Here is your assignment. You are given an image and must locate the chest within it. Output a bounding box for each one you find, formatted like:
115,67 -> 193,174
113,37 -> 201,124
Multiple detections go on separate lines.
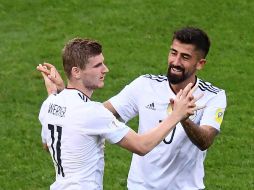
137,92 -> 204,133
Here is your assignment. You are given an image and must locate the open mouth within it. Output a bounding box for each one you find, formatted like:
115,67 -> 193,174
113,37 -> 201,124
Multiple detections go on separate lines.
171,67 -> 182,73
171,66 -> 184,74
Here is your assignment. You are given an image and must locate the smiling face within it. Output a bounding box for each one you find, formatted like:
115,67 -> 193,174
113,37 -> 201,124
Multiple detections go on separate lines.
79,53 -> 109,90
167,39 -> 206,85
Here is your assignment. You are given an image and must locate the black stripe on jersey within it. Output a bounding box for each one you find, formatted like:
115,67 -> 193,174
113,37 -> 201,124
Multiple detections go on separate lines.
198,80 -> 220,94
143,74 -> 167,82
48,124 -> 58,174
199,80 -> 220,93
78,92 -> 89,102
56,126 -> 65,177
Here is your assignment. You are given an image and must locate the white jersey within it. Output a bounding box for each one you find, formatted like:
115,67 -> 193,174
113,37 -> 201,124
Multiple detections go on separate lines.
39,88 -> 130,190
109,74 -> 227,190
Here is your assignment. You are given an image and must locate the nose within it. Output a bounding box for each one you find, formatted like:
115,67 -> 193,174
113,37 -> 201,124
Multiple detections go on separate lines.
170,54 -> 181,66
102,63 -> 109,73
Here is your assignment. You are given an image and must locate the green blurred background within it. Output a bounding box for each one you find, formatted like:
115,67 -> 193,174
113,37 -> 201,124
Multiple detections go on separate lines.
0,0 -> 253,189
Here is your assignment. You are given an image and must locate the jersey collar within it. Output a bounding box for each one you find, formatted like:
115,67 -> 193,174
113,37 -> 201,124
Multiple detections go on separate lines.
168,76 -> 197,95
65,87 -> 91,102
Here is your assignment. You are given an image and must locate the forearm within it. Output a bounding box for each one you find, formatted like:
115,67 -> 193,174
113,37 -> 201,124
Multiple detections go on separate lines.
180,119 -> 218,151
118,82 -> 199,155
43,143 -> 49,152
103,101 -> 121,118
136,113 -> 181,155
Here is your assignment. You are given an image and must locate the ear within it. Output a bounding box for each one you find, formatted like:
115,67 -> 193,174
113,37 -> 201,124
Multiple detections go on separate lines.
196,59 -> 206,70
71,67 -> 81,79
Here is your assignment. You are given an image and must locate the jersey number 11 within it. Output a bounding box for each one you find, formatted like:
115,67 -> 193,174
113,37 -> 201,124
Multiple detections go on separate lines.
48,124 -> 65,177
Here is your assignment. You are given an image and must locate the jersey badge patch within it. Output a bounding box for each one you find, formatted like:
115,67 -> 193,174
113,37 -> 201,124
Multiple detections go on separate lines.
215,108 -> 224,124
167,104 -> 172,114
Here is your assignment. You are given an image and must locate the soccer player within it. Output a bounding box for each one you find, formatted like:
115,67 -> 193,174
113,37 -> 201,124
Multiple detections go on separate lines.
38,38 -> 201,190
104,27 -> 227,189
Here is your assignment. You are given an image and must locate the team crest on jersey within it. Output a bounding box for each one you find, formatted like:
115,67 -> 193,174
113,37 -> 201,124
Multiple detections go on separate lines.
215,108 -> 224,124
167,104 -> 173,114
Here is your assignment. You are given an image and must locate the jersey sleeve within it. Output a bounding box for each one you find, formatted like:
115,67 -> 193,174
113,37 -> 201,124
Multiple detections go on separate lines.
108,76 -> 143,122
102,117 -> 130,144
79,103 -> 130,144
200,90 -> 227,131
39,97 -> 50,144
38,95 -> 55,144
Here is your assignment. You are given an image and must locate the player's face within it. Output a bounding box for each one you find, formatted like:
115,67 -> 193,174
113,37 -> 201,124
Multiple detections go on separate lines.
80,53 -> 109,90
167,39 -> 205,84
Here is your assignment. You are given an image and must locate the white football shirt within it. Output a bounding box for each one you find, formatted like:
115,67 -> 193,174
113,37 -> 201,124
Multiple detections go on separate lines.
109,74 -> 227,190
39,88 -> 130,190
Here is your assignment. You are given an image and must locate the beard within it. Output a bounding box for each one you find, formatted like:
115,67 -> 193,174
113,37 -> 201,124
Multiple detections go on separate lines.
167,65 -> 186,84
167,65 -> 191,84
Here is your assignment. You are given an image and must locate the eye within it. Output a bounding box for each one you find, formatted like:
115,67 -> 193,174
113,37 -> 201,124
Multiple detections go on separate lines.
94,63 -> 103,68
183,55 -> 188,60
170,50 -> 177,56
182,55 -> 190,60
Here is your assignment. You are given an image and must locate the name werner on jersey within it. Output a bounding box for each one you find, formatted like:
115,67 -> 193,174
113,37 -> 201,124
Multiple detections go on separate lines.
48,103 -> 66,117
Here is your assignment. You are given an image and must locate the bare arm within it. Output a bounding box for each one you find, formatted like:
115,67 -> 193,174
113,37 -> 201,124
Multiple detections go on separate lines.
117,112 -> 181,156
42,143 -> 49,152
117,83 -> 201,155
103,101 -> 121,118
180,119 -> 218,151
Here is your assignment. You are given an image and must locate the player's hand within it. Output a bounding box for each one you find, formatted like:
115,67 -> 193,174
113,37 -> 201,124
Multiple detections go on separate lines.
172,83 -> 204,121
36,63 -> 65,94
37,63 -> 58,95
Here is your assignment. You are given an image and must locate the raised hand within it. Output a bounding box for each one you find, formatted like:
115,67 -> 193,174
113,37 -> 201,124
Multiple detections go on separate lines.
37,63 -> 65,94
172,83 -> 204,121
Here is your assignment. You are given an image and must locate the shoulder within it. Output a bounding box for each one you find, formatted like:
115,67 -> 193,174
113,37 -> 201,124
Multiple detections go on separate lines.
197,78 -> 226,106
39,94 -> 57,122
130,74 -> 168,86
122,74 -> 168,96
40,94 -> 57,109
197,78 -> 225,95
85,102 -> 114,121
142,74 -> 168,82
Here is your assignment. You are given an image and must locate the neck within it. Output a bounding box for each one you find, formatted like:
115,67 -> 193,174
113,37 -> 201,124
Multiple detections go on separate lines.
170,75 -> 197,94
67,80 -> 93,98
